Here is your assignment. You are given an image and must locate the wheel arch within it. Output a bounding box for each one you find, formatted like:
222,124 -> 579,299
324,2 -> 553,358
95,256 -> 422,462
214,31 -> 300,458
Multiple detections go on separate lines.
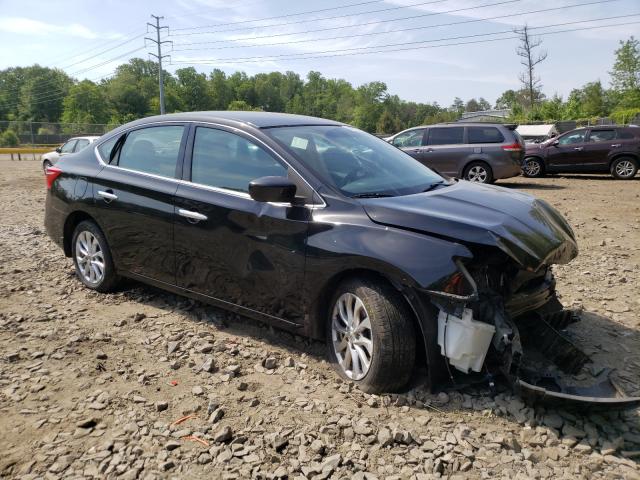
608,152 -> 639,168
308,267 -> 434,384
62,210 -> 102,257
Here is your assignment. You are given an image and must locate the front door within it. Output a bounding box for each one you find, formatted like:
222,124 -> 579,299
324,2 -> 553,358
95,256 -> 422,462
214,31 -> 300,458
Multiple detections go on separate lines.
173,125 -> 310,324
546,130 -> 588,171
92,123 -> 187,285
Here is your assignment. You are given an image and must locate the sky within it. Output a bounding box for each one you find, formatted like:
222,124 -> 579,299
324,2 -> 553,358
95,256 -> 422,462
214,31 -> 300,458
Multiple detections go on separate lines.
0,0 -> 638,107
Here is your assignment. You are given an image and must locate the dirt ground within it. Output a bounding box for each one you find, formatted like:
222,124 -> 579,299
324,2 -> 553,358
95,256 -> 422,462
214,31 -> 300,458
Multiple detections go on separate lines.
0,157 -> 639,479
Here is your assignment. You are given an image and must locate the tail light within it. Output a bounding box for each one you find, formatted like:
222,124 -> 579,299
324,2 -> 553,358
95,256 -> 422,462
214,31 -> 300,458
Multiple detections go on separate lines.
502,142 -> 523,152
45,166 -> 62,189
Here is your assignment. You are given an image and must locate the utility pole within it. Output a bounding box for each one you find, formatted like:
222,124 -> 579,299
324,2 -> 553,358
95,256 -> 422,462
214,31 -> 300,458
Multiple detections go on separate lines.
146,15 -> 171,115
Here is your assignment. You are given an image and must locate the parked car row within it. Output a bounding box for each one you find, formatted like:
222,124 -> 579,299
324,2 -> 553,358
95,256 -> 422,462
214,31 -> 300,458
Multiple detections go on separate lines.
386,123 -> 639,181
42,110 -> 640,407
41,136 -> 100,171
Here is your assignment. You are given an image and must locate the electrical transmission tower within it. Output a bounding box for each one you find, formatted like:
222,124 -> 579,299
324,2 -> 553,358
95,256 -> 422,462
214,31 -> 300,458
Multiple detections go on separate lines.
146,15 -> 172,114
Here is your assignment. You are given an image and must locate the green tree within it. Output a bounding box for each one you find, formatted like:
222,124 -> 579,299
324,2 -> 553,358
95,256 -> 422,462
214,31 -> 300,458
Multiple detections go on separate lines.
609,36 -> 640,110
61,80 -> 109,125
227,100 -> 261,111
174,67 -> 212,111
0,129 -> 19,146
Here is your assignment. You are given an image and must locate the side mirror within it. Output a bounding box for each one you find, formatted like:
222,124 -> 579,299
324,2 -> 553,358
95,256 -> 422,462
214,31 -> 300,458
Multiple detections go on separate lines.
249,176 -> 297,203
551,139 -> 559,147
55,147 -> 62,153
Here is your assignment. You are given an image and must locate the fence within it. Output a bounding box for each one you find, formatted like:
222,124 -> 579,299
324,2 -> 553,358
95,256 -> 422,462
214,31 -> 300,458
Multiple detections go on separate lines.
0,121 -> 118,146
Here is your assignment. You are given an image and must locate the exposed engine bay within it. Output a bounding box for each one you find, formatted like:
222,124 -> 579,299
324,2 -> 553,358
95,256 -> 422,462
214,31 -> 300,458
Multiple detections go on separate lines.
429,252 -> 640,408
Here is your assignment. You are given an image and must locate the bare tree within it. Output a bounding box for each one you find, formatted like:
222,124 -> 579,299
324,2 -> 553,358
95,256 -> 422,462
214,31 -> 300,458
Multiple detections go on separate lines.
515,24 -> 547,109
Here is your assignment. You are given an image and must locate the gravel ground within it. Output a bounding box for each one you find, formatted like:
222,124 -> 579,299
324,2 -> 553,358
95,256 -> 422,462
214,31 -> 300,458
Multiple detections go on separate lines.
0,158 -> 639,479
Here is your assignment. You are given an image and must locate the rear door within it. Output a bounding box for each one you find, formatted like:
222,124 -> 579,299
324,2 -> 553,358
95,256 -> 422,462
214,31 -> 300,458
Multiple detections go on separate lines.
546,130 -> 588,171
92,123 -> 187,285
582,128 -> 617,171
423,126 -> 467,176
173,125 -> 310,324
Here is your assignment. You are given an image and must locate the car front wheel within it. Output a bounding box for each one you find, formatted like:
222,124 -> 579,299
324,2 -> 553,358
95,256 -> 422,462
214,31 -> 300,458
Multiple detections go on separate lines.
523,157 -> 545,177
43,160 -> 53,172
611,157 -> 638,180
463,161 -> 494,184
326,278 -> 416,393
71,220 -> 119,292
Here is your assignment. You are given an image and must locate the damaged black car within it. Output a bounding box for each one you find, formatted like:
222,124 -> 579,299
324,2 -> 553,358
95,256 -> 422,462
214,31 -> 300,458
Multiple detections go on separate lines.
44,112 -> 639,406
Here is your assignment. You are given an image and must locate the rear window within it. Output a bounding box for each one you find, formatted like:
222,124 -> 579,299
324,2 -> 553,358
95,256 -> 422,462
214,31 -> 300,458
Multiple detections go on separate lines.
428,127 -> 464,145
467,126 -> 505,144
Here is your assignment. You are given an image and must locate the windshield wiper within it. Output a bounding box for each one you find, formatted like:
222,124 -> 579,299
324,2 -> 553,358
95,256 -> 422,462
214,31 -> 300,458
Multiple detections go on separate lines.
351,192 -> 395,199
422,181 -> 447,193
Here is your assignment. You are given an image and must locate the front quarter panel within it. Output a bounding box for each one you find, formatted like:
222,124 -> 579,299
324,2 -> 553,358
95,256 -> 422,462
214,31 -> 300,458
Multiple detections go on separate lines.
303,198 -> 473,337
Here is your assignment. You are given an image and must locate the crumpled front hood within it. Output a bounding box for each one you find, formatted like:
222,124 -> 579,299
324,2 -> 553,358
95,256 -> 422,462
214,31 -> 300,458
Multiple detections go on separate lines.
359,181 -> 578,271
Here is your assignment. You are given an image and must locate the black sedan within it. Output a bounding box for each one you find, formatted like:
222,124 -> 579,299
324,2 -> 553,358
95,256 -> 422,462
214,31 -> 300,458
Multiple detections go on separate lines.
46,111 -> 607,399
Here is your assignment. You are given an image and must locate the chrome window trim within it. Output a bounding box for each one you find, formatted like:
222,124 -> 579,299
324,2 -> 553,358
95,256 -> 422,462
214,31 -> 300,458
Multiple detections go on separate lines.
93,119 -> 326,209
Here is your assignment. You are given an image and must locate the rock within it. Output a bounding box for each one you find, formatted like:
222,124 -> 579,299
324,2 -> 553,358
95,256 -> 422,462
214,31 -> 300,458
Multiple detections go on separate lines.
563,424 -> 586,439
543,413 -> 564,430
160,460 -> 175,471
321,453 -> 342,472
237,382 -> 248,391
96,351 -> 107,360
201,356 -> 215,373
377,427 -> 393,447
167,341 -> 180,354
213,426 -> 233,443
310,439 -> 325,454
263,356 -> 278,369
192,386 -> 204,396
209,407 -> 224,423
76,418 -> 97,428
166,440 -> 181,451
156,401 -> 168,412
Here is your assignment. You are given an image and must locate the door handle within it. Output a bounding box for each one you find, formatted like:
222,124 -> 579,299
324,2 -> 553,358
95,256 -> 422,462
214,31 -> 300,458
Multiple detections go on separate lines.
178,208 -> 208,222
611,144 -> 621,148
573,147 -> 583,151
97,190 -> 118,202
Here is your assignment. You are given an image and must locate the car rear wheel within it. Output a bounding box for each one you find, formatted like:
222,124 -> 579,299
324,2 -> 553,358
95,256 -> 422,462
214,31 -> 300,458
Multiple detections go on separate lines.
610,157 -> 638,180
523,157 -> 545,178
326,278 -> 416,393
463,161 -> 494,184
71,220 -> 119,292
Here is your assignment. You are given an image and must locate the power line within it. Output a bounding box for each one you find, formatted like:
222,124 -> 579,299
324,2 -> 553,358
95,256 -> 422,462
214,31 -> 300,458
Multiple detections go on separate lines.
171,0 -> 387,31
169,18 -> 640,65
58,32 -> 146,70
169,0 -> 461,36
171,0 -> 618,52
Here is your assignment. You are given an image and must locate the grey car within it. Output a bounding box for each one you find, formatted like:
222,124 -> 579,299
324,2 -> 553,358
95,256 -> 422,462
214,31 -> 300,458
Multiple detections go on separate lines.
387,123 -> 524,183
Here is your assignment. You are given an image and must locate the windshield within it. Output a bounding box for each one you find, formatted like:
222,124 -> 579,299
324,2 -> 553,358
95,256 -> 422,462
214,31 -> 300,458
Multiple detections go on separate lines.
263,125 -> 443,197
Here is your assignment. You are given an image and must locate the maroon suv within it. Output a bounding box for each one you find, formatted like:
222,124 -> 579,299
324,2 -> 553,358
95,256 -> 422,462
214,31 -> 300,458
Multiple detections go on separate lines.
523,126 -> 640,179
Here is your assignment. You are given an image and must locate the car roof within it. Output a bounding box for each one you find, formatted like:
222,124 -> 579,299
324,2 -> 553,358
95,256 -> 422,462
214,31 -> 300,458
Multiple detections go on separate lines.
128,111 -> 344,129
70,136 -> 100,141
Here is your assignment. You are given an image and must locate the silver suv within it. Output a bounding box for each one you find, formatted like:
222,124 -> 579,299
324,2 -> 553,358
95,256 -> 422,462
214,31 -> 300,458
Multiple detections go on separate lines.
387,123 -> 524,183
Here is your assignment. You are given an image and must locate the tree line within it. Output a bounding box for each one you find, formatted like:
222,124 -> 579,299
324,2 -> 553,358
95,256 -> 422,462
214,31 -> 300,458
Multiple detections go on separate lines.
0,36 -> 638,144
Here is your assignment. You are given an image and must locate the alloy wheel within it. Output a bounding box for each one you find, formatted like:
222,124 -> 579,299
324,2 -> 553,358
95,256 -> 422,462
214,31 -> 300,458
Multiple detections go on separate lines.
331,292 -> 374,380
75,230 -> 105,285
467,165 -> 488,183
524,159 -> 541,177
615,160 -> 635,178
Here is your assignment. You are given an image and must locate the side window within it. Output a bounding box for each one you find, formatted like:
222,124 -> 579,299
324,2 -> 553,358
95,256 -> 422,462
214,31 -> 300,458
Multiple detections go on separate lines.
191,127 -> 287,193
74,139 -> 90,151
588,130 -> 616,142
428,127 -> 464,146
98,136 -> 120,164
619,130 -> 635,140
118,126 -> 185,177
467,127 -> 504,144
558,131 -> 586,145
60,140 -> 77,153
392,129 -> 425,148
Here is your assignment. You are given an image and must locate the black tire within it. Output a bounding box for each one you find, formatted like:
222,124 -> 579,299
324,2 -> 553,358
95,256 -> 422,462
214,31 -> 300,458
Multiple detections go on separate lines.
610,156 -> 638,180
463,161 -> 494,184
71,220 -> 120,292
326,277 -> 416,393
523,157 -> 545,178
43,160 -> 53,172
